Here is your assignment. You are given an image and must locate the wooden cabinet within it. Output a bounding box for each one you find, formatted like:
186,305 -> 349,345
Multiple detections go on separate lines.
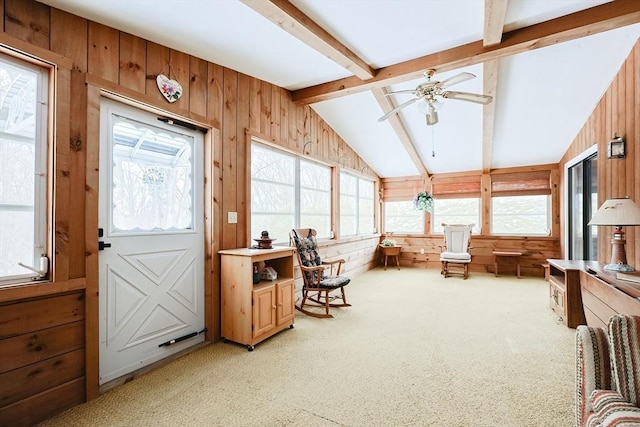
219,247 -> 295,351
546,259 -> 592,328
581,267 -> 640,329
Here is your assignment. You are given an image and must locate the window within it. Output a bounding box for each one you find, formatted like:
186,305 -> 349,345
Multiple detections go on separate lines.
384,201 -> 423,233
432,198 -> 480,234
251,142 -> 331,244
492,195 -> 550,235
0,53 -> 49,285
490,171 -> 551,236
340,172 -> 375,237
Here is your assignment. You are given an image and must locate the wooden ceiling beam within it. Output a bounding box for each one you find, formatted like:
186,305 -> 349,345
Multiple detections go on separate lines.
372,88 -> 429,177
481,0 -> 507,172
240,0 -> 375,80
292,0 -> 640,104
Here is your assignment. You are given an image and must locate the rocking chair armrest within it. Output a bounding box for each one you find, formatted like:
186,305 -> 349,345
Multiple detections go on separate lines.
321,258 -> 345,266
298,264 -> 325,273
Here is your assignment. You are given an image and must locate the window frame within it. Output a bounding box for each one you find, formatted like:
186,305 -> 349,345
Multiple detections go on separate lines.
250,140 -> 333,244
0,50 -> 52,287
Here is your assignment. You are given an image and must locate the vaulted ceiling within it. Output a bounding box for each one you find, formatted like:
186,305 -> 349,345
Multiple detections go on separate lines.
39,0 -> 640,178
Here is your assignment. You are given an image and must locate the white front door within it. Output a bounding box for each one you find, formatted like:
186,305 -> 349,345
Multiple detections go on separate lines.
98,98 -> 205,385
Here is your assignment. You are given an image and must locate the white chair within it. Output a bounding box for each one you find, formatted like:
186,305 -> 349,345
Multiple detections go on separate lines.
440,223 -> 474,279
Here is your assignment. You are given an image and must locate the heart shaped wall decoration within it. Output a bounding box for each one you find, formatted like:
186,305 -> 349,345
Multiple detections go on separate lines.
156,74 -> 182,103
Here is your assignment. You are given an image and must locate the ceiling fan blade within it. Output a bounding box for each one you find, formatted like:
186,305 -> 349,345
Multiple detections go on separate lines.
438,72 -> 476,89
378,97 -> 420,122
442,91 -> 493,105
384,90 -> 419,96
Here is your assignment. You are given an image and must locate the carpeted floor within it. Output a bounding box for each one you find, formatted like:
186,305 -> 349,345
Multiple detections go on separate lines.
38,268 -> 576,426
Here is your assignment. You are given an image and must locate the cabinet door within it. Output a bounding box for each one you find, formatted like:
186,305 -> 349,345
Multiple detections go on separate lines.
253,285 -> 276,338
277,280 -> 295,326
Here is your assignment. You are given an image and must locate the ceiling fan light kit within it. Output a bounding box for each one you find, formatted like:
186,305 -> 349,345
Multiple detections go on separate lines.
378,69 -> 493,126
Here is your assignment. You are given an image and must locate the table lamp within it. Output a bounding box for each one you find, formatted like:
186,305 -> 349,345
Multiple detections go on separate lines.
588,197 -> 640,272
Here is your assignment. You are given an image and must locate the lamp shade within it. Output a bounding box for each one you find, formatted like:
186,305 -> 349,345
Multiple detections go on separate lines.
588,198 -> 640,226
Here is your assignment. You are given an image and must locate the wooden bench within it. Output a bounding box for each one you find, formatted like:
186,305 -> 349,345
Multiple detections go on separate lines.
493,251 -> 523,278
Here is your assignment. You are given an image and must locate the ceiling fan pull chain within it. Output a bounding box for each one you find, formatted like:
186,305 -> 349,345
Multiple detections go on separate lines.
431,126 -> 436,157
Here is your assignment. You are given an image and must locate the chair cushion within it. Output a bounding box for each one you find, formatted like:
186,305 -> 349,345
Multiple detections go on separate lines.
319,275 -> 350,289
576,325 -> 612,427
608,315 -> 640,406
586,390 -> 640,427
440,252 -> 471,262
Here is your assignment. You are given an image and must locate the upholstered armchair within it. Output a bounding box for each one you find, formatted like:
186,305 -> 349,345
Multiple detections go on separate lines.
575,314 -> 640,426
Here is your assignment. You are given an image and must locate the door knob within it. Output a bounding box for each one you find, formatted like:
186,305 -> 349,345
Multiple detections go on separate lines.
98,241 -> 112,251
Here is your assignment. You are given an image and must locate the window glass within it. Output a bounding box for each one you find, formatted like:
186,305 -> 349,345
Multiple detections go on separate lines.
432,198 -> 480,234
251,143 -> 331,243
492,195 -> 550,235
0,53 -> 49,285
384,201 -> 423,233
340,172 -> 375,237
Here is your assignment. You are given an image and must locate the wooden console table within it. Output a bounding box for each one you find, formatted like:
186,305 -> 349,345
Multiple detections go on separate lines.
546,259 -> 594,328
493,251 -> 522,278
580,266 -> 640,329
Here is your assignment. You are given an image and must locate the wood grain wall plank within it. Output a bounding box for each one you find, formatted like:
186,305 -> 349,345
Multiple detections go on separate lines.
87,22 -> 119,82
237,73 -> 251,247
145,42 -> 170,104
169,49 -> 190,109
189,56 -> 208,116
260,80 -> 271,138
52,11 -> 88,279
119,33 -> 146,93
3,0 -> 49,48
222,68 -> 238,249
249,76 -> 260,132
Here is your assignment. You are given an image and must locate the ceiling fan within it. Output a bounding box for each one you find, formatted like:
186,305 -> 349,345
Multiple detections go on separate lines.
377,69 -> 493,125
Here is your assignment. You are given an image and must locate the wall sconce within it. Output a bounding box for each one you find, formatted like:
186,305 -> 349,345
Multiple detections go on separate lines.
607,134 -> 625,159
588,197 -> 640,271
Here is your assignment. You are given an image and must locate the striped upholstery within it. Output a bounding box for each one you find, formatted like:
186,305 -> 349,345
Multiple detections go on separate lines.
576,325 -> 612,427
586,390 -> 640,427
609,315 -> 640,407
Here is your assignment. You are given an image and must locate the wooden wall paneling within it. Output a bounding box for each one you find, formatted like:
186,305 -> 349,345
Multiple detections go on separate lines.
0,348 -> 84,407
0,321 -> 84,373
0,377 -> 85,427
550,168 -> 560,238
87,22 -> 119,82
3,0 -> 49,48
50,8 -> 88,280
207,63 -> 224,129
188,56 -> 207,116
248,76 -> 260,132
237,73 -> 251,247
222,68 -> 238,249
481,174 -> 490,235
0,0 -> 4,33
634,43 -> 640,264
0,292 -> 84,339
288,94 -> 299,149
270,83 -> 281,140
168,49 -> 190,109
84,84 -> 101,400
118,33 -> 146,93
145,42 -> 169,104
260,80 -> 271,138
280,87 -> 289,146
53,66 -> 71,280
204,127 -> 221,340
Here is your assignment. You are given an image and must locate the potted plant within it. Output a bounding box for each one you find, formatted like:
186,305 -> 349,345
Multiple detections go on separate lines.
380,238 -> 396,247
413,191 -> 434,212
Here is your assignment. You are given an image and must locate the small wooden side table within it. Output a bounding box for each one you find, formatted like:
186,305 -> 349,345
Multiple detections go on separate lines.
379,245 -> 401,270
493,251 -> 522,278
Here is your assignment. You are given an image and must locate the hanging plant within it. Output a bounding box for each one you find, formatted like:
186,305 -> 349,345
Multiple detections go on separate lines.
413,191 -> 434,212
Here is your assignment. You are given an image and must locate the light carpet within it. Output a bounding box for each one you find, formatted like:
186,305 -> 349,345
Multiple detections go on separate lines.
38,268 -> 576,426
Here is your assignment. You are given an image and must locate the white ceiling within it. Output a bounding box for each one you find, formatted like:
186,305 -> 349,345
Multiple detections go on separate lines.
38,0 -> 640,178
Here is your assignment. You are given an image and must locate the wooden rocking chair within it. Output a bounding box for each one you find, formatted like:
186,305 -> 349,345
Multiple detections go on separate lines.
290,228 -> 351,318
